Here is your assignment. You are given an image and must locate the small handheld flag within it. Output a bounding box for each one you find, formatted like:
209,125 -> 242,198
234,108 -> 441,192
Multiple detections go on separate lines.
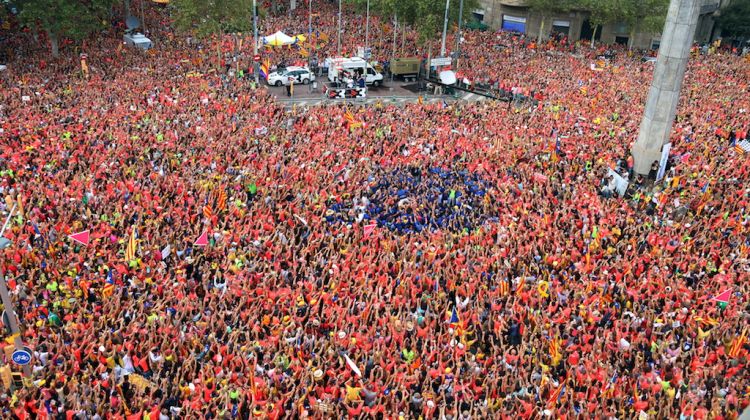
125,228 -> 137,261
712,289 -> 732,309
449,307 -> 459,325
547,382 -> 566,408
68,230 -> 90,246
363,223 -> 377,237
194,231 -> 209,247
728,328 -> 747,358
260,59 -> 270,80
343,353 -> 362,377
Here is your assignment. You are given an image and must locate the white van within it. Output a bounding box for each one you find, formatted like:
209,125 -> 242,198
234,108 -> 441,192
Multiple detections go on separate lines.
123,32 -> 153,50
326,57 -> 383,87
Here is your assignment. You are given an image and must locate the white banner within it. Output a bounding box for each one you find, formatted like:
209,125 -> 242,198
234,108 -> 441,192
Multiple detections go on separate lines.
656,142 -> 671,182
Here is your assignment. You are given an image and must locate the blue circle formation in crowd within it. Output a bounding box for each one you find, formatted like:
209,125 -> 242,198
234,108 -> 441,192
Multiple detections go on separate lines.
326,167 -> 497,234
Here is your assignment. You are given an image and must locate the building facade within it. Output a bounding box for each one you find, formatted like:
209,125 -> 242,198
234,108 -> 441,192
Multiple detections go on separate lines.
474,0 -> 730,50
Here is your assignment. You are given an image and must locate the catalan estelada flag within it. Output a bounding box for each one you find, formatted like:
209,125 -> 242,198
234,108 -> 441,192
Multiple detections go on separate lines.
547,379 -> 567,408
449,307 -> 459,326
498,279 -> 509,296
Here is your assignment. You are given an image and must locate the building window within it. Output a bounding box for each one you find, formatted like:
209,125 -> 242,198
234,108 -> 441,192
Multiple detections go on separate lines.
472,11 -> 484,23
651,39 -> 661,50
552,20 -> 571,36
615,36 -> 629,46
502,15 -> 527,33
612,22 -> 629,35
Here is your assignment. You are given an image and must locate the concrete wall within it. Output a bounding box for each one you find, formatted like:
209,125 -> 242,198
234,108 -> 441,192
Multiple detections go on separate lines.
477,0 -> 726,49
598,23 -> 661,50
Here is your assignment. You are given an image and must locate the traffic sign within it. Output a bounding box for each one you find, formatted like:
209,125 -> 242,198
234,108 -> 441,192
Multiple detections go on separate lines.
11,349 -> 31,366
430,57 -> 451,67
253,54 -> 261,62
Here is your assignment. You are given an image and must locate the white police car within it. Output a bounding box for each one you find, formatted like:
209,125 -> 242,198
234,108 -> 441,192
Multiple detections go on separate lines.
267,66 -> 316,87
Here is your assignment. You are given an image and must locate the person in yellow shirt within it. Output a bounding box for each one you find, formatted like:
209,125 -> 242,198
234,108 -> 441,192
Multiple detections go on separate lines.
344,378 -> 361,403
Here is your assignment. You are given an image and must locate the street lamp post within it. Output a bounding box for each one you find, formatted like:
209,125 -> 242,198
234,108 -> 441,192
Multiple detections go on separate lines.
365,0 -> 370,56
253,0 -> 259,84
0,204 -> 30,377
440,0 -> 451,56
337,0 -> 342,57
308,0 -> 313,72
391,13 -> 397,81
455,0 -> 463,70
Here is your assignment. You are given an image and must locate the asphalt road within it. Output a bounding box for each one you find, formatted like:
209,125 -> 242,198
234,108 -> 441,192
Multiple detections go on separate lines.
264,78 -> 422,101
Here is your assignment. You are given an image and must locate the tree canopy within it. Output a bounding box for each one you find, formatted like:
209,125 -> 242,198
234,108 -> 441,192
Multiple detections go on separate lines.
715,0 -> 750,40
17,0 -> 116,57
170,0 -> 254,39
527,0 -> 580,42
346,0 -> 479,45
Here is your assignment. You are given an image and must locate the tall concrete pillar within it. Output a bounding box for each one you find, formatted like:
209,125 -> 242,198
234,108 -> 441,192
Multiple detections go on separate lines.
631,0 -> 700,175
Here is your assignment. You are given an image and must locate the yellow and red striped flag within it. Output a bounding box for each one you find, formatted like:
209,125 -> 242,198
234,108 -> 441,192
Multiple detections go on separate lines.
102,283 -> 115,298
549,337 -> 563,366
344,109 -> 355,124
728,329 -> 747,358
216,187 -> 227,213
547,374 -> 568,408
499,279 -> 510,296
125,227 -> 137,262
203,205 -> 213,220
515,278 -> 525,297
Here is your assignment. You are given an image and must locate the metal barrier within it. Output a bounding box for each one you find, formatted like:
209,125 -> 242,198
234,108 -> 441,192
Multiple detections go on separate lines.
425,77 -> 511,102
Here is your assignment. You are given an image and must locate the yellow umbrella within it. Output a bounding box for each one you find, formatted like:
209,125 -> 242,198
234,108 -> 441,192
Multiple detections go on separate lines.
294,34 -> 307,43
152,0 -> 169,3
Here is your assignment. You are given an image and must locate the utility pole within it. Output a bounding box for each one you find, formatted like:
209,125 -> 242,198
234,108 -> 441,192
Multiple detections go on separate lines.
391,13 -> 397,81
0,204 -> 30,377
337,0 -> 342,56
253,0 -> 259,84
440,0 -> 451,56
140,0 -> 146,33
365,0 -> 370,56
308,0 -> 313,69
455,0 -> 463,70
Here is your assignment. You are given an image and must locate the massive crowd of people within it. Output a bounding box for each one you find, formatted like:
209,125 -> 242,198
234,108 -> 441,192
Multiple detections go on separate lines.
0,2 -> 749,419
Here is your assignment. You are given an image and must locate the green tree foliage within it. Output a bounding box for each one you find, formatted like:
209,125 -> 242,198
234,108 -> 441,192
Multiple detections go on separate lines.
715,0 -> 750,40
346,0 -> 479,46
617,0 -> 669,49
170,0 -> 253,39
527,0 -> 580,43
17,0 -> 116,57
583,0 -> 618,46
170,0 -> 254,67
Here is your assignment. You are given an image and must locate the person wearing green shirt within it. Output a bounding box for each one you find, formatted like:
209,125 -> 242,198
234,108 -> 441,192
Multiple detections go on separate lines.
48,312 -> 62,327
402,347 -> 415,363
246,182 -> 257,202
46,280 -> 58,293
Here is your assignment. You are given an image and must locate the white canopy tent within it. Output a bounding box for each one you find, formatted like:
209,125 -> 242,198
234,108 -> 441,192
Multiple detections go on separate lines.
263,31 -> 295,47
